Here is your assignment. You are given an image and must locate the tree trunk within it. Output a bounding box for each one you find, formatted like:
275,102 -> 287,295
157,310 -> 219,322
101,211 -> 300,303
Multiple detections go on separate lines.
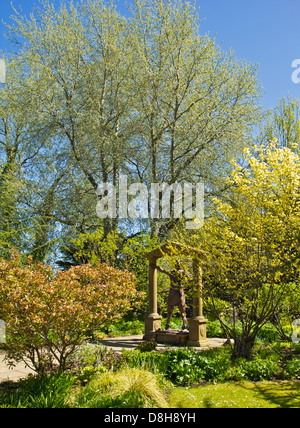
232,334 -> 256,360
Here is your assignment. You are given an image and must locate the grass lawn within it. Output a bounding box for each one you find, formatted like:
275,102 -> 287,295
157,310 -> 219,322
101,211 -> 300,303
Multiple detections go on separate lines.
169,381 -> 300,408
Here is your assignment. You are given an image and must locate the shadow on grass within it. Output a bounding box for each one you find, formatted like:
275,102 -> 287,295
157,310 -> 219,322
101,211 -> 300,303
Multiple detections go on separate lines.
238,381 -> 300,408
168,381 -> 300,408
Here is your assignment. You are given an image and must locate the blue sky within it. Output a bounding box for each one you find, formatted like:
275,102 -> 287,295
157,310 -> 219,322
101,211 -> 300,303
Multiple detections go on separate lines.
0,0 -> 300,110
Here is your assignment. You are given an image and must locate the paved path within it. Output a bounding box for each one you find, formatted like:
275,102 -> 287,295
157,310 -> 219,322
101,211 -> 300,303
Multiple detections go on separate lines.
0,336 -> 228,383
100,335 -> 228,353
0,352 -> 34,383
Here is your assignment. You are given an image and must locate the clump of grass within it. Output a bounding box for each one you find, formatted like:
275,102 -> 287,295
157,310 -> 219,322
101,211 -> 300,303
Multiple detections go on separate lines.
75,368 -> 169,408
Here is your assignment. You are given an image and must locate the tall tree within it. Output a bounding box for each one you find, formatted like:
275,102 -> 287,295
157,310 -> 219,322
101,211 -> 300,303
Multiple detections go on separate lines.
126,0 -> 263,236
7,0 -> 135,238
3,0 -> 263,260
0,57 -> 50,255
259,96 -> 300,150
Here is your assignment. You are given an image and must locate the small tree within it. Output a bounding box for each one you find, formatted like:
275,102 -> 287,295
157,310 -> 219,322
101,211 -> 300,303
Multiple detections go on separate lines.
173,140 -> 300,358
0,252 -> 141,373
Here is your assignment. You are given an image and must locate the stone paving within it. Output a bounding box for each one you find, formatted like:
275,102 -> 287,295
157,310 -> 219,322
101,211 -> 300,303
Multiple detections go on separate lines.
0,352 -> 34,383
100,335 -> 228,353
0,336 -> 228,383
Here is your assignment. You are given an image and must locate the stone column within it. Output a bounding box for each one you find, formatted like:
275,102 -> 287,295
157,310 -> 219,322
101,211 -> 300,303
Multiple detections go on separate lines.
187,259 -> 209,347
143,257 -> 162,339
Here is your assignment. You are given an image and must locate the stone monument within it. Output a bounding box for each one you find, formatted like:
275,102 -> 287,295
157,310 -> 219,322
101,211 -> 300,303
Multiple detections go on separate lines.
143,241 -> 210,347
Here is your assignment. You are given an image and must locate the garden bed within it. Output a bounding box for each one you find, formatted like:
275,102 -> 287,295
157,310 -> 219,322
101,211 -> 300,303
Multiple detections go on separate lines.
1,340 -> 300,408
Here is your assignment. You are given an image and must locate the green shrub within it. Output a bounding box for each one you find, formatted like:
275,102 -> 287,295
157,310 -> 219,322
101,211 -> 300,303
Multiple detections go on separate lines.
124,344 -> 300,385
283,358 -> 300,380
195,347 -> 232,382
105,317 -> 145,337
257,324 -> 280,342
77,366 -> 107,385
124,347 -> 232,386
229,357 -> 281,381
206,320 -> 225,338
75,368 -> 168,408
136,338 -> 157,352
70,344 -> 128,372
70,343 -> 107,368
163,347 -> 232,385
164,348 -> 202,385
125,350 -> 169,374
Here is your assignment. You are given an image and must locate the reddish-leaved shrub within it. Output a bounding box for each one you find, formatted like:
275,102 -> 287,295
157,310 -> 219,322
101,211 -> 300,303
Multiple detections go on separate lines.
0,252 -> 142,373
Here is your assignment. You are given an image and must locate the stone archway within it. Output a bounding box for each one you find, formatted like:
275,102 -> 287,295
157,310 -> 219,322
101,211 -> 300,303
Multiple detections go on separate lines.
143,241 -> 210,347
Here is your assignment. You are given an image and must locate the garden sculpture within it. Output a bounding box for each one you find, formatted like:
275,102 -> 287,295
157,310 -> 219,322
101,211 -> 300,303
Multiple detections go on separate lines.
150,261 -> 188,331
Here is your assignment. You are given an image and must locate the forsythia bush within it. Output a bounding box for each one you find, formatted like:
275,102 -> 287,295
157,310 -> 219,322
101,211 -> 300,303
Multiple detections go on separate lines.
0,252 -> 141,373
171,140 -> 300,358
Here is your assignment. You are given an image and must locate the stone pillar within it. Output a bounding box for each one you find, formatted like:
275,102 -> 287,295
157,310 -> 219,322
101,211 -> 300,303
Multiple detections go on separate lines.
143,257 -> 162,339
187,259 -> 209,347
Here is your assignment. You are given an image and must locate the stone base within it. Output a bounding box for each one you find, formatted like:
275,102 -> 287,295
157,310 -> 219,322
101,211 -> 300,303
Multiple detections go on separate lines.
143,314 -> 162,340
154,329 -> 189,346
187,338 -> 210,347
187,317 -> 210,348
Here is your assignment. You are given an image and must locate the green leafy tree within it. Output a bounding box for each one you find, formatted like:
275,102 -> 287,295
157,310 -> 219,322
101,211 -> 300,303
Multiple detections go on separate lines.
259,97 -> 300,150
127,0 -> 263,237
7,0 -> 135,239
4,0 -> 263,249
60,229 -> 158,295
0,56 -> 53,256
